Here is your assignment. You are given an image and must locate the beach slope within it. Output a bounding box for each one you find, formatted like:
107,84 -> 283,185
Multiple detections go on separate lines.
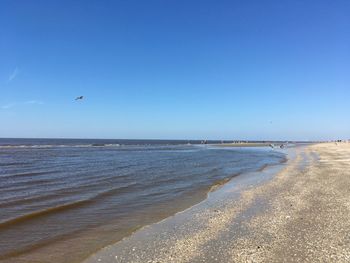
85,143 -> 350,262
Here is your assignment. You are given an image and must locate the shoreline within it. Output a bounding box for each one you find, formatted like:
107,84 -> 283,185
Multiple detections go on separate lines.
85,143 -> 350,262
83,147 -> 292,262
1,145 -> 286,263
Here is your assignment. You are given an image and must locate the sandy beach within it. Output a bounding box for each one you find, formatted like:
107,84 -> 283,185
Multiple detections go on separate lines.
3,1 -> 349,262
85,143 -> 350,262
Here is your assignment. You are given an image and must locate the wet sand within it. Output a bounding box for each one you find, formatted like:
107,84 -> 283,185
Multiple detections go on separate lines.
84,143 -> 350,262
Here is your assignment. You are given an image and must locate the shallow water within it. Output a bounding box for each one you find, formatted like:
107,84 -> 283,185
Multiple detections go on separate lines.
0,139 -> 285,262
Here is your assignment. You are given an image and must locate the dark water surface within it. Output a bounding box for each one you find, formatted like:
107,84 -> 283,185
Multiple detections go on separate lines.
0,139 -> 285,262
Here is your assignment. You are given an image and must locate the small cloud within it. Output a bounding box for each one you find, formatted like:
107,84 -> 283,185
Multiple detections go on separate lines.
1,103 -> 16,109
8,67 -> 19,82
25,100 -> 44,105
1,100 -> 44,110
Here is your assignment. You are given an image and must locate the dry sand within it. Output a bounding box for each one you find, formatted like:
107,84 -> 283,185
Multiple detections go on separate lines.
85,143 -> 350,263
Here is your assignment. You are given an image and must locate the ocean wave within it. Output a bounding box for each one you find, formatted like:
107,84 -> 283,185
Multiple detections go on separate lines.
0,170 -> 60,180
0,182 -> 141,229
0,199 -> 92,230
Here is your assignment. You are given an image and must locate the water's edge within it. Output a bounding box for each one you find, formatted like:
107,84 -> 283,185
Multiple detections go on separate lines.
83,147 -> 292,262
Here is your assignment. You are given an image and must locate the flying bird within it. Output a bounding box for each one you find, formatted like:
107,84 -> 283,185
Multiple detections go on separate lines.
75,96 -> 84,101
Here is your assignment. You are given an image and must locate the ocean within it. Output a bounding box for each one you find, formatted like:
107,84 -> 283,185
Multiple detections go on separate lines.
0,138 -> 285,262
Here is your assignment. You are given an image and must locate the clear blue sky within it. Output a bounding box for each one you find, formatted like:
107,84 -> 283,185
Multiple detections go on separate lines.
1,0 -> 349,140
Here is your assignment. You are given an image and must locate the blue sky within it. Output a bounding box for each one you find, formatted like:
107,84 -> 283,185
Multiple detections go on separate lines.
1,0 -> 349,140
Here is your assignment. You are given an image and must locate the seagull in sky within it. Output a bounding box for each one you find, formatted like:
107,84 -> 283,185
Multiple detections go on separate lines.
75,96 -> 84,101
